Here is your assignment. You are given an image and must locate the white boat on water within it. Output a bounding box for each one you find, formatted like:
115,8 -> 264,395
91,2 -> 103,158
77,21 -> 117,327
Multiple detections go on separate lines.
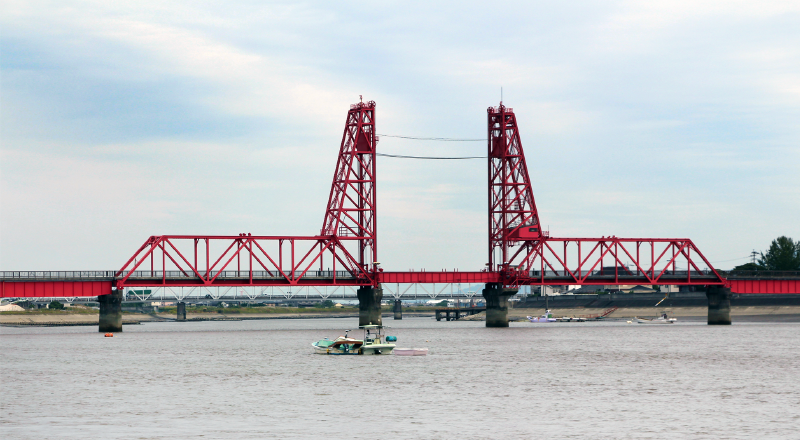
636,313 -> 677,324
312,325 -> 396,355
558,316 -> 586,322
527,310 -> 558,323
394,348 -> 429,356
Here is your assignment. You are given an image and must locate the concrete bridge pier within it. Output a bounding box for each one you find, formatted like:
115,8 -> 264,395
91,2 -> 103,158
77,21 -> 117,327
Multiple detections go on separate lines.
357,285 -> 383,326
177,302 -> 186,321
706,286 -> 732,325
393,299 -> 402,320
98,289 -> 123,332
482,283 -> 518,327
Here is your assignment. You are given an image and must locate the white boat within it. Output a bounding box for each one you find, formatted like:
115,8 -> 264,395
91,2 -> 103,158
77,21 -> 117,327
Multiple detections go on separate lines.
558,316 -> 586,322
527,309 -> 558,323
394,348 -> 429,356
312,325 -> 396,355
636,313 -> 677,324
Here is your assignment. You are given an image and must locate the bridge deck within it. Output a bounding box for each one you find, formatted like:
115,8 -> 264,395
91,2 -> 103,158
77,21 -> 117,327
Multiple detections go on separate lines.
2,271 -> 799,297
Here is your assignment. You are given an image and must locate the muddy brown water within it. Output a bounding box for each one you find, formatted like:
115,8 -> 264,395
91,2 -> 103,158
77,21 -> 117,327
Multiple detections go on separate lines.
2,317 -> 798,439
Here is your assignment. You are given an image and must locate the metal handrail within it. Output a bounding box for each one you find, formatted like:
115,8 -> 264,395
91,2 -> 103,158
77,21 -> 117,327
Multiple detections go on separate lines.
525,269 -> 721,278
0,270 -> 360,280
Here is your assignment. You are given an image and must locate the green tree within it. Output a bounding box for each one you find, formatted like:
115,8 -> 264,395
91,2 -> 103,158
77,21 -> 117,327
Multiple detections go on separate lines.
758,236 -> 800,270
315,300 -> 335,308
48,300 -> 65,310
732,262 -> 763,271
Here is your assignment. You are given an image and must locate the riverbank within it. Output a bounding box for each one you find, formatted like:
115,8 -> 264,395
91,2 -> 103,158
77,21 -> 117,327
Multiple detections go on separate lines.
5,305 -> 800,326
0,310 -> 435,326
505,306 -> 800,322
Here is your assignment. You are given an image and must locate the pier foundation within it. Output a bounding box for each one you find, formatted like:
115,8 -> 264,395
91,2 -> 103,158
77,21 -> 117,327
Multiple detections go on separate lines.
357,285 -> 383,326
98,289 -> 123,332
393,299 -> 402,320
706,286 -> 732,325
177,302 -> 186,321
482,283 -> 517,327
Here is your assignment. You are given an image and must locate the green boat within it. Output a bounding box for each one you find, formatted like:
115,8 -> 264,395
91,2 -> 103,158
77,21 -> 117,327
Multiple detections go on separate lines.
312,325 -> 396,355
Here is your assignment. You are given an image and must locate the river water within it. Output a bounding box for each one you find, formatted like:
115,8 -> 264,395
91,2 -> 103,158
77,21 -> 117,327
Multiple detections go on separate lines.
1,317 -> 798,439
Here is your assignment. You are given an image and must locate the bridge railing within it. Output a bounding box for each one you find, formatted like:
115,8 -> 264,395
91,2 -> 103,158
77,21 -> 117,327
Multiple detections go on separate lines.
0,271 -> 116,280
117,270 -> 359,279
720,270 -> 800,279
0,270 -> 360,281
526,269 -> 720,278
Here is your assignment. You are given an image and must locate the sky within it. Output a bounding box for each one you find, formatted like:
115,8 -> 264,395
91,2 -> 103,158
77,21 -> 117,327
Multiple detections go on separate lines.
1,0 -> 799,271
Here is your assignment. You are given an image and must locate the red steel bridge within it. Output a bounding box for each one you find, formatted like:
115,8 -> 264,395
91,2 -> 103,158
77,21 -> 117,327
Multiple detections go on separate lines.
2,101 -> 798,299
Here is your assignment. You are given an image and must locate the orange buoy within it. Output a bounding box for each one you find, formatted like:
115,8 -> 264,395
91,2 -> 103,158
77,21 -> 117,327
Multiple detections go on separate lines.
104,333 -> 114,337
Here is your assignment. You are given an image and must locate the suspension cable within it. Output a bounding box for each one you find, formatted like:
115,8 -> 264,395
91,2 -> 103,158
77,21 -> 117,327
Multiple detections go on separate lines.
375,133 -> 486,159
377,134 -> 484,142
376,153 -> 485,160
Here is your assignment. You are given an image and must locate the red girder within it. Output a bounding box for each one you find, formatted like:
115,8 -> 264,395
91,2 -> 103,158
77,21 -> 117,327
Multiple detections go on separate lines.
484,104 -> 731,287
114,235 -> 375,288
3,99 -> 784,296
1,281 -> 112,297
115,100 -> 379,289
2,101 -> 799,301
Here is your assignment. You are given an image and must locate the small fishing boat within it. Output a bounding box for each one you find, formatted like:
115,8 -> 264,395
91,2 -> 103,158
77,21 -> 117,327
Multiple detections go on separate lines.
527,310 -> 557,323
312,333 -> 362,355
312,325 -> 396,355
557,316 -> 586,322
394,348 -> 429,356
635,313 -> 677,324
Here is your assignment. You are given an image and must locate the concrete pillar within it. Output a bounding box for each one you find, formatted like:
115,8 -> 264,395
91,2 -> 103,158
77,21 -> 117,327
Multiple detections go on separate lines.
357,285 -> 383,326
98,289 -> 123,332
177,302 -> 187,321
706,286 -> 732,325
393,299 -> 402,320
482,283 -> 518,327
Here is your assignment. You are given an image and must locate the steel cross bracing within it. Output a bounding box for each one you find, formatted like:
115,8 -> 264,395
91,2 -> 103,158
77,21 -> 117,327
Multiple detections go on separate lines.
485,104 -> 727,288
487,104 -> 544,271
7,99 -> 797,299
321,100 -> 377,268
114,101 -> 380,289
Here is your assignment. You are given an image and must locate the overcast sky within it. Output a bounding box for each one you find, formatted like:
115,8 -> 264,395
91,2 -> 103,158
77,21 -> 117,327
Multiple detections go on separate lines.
1,0 -> 799,271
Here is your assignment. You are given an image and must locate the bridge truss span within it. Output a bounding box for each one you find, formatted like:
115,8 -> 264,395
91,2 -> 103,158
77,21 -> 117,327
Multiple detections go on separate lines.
115,100 -> 380,291
115,235 -> 375,288
506,237 -> 726,287
3,100 -> 798,301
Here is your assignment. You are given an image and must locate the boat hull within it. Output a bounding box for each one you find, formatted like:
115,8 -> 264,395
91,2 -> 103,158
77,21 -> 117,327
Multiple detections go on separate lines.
635,317 -> 677,324
361,344 -> 395,355
527,317 -> 557,323
312,343 -> 395,355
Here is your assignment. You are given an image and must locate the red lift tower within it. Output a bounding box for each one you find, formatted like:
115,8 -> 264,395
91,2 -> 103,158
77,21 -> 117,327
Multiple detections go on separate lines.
486,103 -> 725,290
114,101 -> 380,290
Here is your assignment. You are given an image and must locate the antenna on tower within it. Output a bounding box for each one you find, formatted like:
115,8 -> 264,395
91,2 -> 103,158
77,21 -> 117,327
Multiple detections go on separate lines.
500,87 -> 503,104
